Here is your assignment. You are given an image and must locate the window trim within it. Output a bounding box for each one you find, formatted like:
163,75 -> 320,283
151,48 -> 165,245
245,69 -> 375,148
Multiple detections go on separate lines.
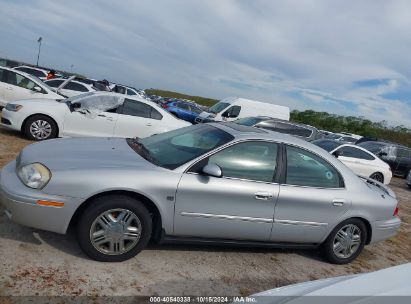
282,144 -> 345,189
185,139 -> 283,185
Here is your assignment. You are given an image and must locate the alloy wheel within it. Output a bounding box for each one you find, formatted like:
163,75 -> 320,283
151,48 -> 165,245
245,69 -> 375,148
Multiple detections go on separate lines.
30,120 -> 52,140
332,224 -> 361,259
90,208 -> 142,255
370,173 -> 384,183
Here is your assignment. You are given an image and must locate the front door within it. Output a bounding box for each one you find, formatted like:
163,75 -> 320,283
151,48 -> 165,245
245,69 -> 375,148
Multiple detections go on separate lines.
62,111 -> 118,137
174,141 -> 280,241
3,70 -> 44,102
271,145 -> 351,244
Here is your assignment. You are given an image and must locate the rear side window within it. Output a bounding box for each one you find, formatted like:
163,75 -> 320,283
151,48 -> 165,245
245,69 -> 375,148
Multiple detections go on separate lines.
285,145 -> 343,188
122,99 -> 162,120
65,82 -> 88,92
336,146 -> 375,160
4,71 -> 37,90
0,69 -> 4,82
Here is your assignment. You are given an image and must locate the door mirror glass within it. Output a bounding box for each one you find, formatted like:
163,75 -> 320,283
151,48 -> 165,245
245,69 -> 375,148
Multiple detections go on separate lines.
378,151 -> 388,157
202,164 -> 222,178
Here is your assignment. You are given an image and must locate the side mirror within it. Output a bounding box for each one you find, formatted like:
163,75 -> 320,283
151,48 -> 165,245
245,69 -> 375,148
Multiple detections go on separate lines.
378,151 -> 388,157
33,86 -> 42,93
332,150 -> 342,158
202,164 -> 223,178
72,103 -> 81,109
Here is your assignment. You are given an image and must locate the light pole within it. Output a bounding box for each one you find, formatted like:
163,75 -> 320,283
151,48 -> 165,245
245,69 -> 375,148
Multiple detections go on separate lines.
36,37 -> 42,66
70,64 -> 74,73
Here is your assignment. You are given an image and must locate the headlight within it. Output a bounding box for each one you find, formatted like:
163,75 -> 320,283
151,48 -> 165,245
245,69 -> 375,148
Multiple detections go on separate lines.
5,104 -> 23,112
17,163 -> 51,189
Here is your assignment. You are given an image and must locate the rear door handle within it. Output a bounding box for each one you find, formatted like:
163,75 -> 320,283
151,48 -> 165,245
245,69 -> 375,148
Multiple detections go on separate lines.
332,199 -> 345,206
254,192 -> 273,200
146,123 -> 152,126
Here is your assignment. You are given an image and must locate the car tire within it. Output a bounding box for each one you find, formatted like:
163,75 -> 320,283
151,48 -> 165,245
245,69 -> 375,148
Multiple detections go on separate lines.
76,195 -> 152,262
370,172 -> 384,183
23,115 -> 58,141
321,218 -> 367,264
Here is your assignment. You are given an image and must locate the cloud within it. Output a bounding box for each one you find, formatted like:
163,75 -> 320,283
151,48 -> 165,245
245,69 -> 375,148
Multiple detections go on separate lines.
0,0 -> 410,127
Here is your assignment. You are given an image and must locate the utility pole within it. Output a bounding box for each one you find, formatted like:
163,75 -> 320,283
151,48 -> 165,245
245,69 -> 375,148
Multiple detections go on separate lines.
36,37 -> 42,66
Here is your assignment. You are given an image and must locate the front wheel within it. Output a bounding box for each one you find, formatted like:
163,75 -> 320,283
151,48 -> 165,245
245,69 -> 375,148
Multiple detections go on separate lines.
76,195 -> 152,262
321,218 -> 367,264
23,115 -> 58,141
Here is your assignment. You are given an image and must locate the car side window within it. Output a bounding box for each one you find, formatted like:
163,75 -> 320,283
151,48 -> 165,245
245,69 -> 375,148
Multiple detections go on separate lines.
126,88 -> 137,95
286,145 -> 342,188
224,105 -> 241,118
204,141 -> 279,182
337,146 -> 375,160
151,107 -> 163,120
122,99 -> 151,118
5,72 -> 37,90
178,103 -> 190,110
22,68 -> 45,78
46,79 -> 64,88
65,81 -> 88,92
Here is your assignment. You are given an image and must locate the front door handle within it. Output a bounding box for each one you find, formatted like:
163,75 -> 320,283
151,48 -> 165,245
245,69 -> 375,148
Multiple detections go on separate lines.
254,192 -> 273,200
332,199 -> 345,206
146,123 -> 152,126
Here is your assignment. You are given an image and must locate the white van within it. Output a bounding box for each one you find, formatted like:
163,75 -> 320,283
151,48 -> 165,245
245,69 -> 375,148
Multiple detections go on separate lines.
195,97 -> 290,123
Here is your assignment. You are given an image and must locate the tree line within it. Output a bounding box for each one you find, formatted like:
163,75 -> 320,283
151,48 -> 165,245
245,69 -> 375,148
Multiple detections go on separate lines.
290,110 -> 411,147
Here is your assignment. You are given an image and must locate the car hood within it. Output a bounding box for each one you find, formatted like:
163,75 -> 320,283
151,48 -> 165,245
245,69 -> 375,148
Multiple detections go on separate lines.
17,137 -> 156,171
12,98 -> 66,106
253,263 -> 411,303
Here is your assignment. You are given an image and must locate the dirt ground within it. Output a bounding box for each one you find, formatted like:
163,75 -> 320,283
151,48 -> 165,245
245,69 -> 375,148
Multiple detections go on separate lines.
0,125 -> 410,297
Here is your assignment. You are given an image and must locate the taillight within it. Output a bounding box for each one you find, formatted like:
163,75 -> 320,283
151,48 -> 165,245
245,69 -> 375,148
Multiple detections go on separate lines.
393,205 -> 399,216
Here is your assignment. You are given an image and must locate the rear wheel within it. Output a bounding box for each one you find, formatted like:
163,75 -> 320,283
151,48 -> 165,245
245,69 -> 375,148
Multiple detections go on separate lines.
322,218 -> 367,264
23,115 -> 58,141
76,195 -> 152,262
370,172 -> 384,183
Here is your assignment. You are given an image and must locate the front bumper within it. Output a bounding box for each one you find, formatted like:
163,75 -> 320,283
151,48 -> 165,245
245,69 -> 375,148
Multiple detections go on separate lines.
370,217 -> 401,244
0,109 -> 21,131
0,161 -> 83,234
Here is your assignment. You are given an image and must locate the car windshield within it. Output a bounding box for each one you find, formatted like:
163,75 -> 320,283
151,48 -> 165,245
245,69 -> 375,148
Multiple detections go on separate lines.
208,102 -> 230,114
235,117 -> 265,126
312,139 -> 342,152
127,124 -> 234,169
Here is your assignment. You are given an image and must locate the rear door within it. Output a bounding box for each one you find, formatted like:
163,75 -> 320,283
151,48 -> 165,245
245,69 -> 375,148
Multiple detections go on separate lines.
394,148 -> 411,176
174,141 -> 280,241
271,145 -> 350,244
114,98 -> 163,138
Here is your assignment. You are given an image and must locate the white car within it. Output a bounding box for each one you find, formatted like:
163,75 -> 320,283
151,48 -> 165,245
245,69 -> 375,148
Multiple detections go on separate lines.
0,67 -> 63,107
13,65 -> 49,80
254,263 -> 411,301
0,92 -> 191,140
313,139 -> 392,184
45,77 -> 96,97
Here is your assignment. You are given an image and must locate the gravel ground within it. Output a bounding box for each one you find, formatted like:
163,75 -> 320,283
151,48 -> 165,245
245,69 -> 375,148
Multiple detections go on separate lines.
0,125 -> 410,297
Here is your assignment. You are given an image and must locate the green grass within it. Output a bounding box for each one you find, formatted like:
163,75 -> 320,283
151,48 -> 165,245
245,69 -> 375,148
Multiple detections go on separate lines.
145,89 -> 218,107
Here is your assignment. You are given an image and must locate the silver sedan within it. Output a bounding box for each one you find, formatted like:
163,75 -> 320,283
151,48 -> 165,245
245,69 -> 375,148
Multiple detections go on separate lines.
0,123 -> 401,263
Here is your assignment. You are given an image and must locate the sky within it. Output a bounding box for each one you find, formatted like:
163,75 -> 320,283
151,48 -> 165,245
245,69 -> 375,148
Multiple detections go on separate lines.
1,0 -> 411,128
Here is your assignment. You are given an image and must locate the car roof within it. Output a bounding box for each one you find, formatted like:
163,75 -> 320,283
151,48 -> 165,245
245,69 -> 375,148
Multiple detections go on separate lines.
244,116 -> 318,130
